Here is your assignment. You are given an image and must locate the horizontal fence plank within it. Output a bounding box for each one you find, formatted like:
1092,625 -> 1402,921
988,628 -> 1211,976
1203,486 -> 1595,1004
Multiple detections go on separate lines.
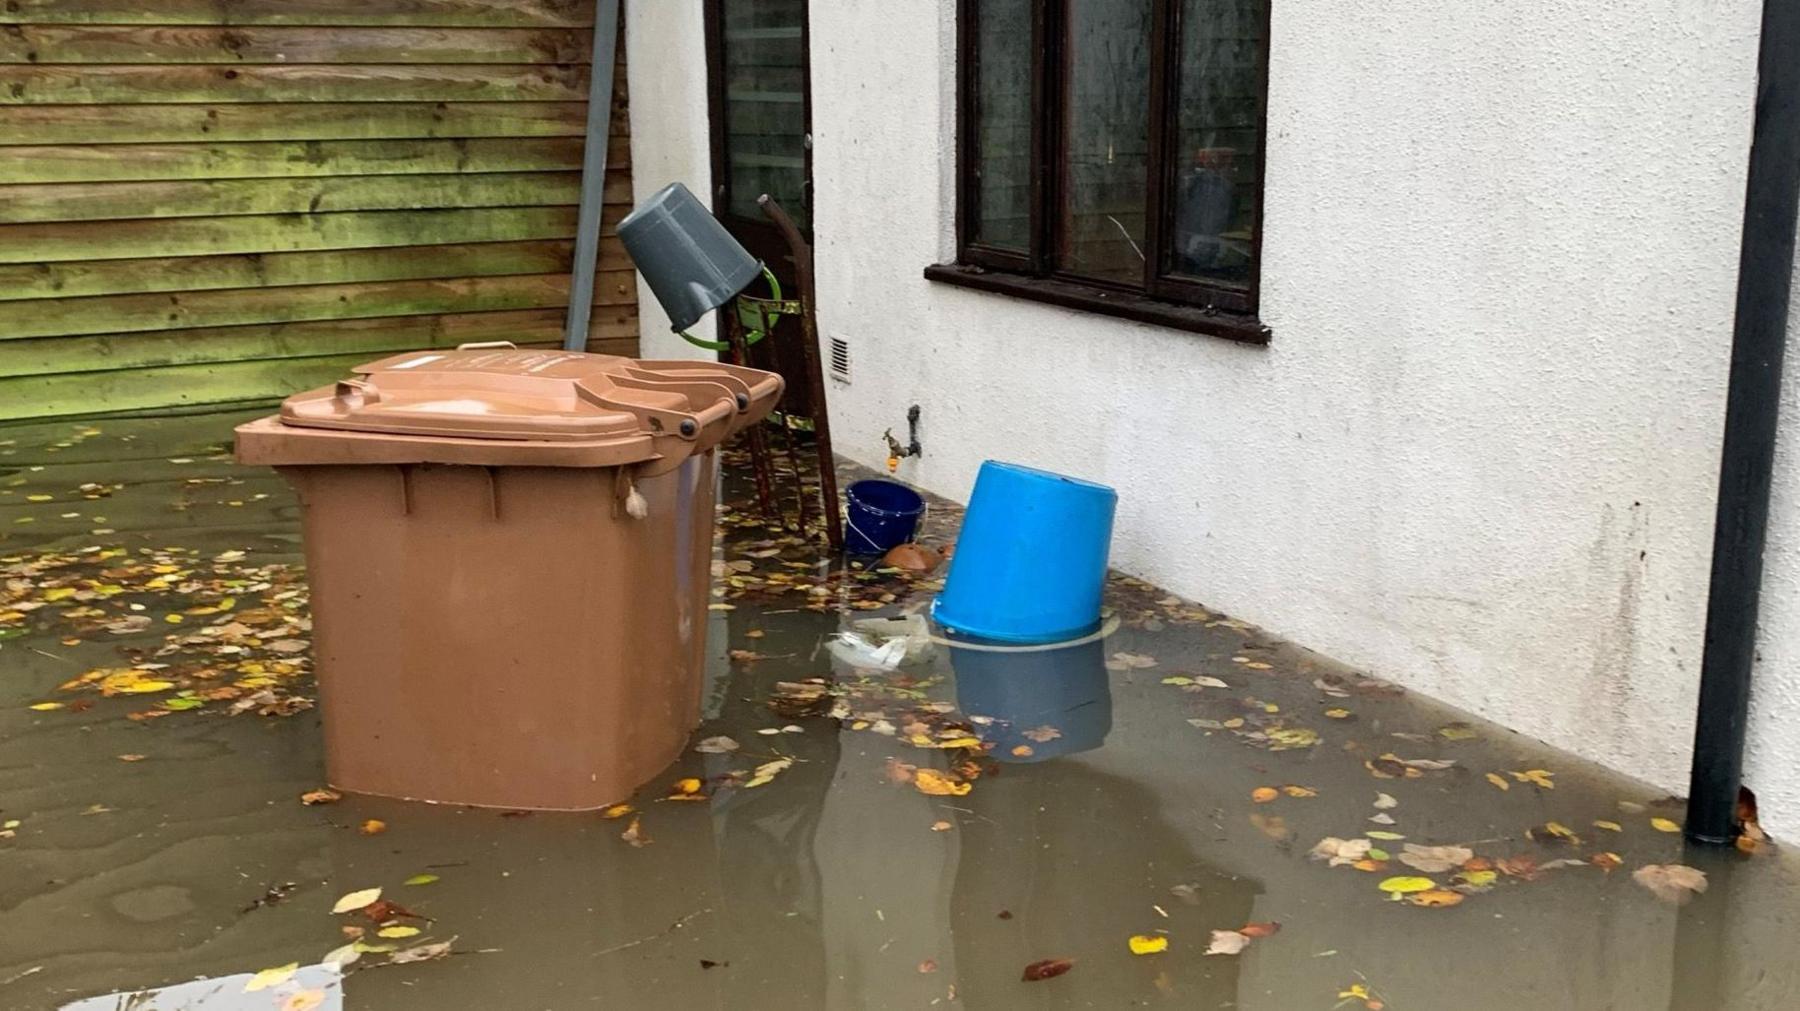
0,269 -> 637,339
0,136 -> 621,183
3,274 -> 571,339
0,204 -> 638,262
0,26 -> 590,65
0,171 -> 617,223
0,102 -> 591,144
0,0 -> 594,28
0,308 -> 569,379
0,64 -> 589,104
0,239 -> 590,300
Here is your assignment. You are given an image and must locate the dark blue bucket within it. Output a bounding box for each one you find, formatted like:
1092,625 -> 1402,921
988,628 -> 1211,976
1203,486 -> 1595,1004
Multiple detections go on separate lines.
844,479 -> 925,555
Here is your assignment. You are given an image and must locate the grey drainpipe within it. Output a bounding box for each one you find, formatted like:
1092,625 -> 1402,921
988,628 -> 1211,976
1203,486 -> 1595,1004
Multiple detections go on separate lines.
563,0 -> 623,351
1684,0 -> 1800,845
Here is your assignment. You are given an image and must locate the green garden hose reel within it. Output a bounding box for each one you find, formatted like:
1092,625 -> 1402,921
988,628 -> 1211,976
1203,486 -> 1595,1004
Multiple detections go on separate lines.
677,266 -> 799,352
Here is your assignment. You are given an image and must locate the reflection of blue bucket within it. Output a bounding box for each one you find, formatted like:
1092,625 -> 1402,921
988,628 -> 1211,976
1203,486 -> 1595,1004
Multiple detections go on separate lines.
933,461 -> 1116,643
844,479 -> 925,556
951,633 -> 1112,762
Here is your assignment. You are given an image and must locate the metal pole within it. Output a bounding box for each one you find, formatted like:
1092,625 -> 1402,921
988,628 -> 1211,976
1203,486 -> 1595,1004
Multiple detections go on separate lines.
1684,0 -> 1800,845
564,0 -> 623,351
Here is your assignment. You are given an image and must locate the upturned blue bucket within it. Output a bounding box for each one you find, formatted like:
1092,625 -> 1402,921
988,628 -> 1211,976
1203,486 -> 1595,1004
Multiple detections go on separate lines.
932,461 -> 1117,643
844,479 -> 925,555
950,634 -> 1113,762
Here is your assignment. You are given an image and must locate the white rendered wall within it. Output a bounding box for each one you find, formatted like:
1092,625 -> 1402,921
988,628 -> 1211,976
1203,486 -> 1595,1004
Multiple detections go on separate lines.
629,1 -> 1799,836
624,0 -> 716,359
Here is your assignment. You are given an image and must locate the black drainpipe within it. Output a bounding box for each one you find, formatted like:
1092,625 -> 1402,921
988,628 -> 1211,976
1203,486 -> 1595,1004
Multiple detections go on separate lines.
1684,0 -> 1800,846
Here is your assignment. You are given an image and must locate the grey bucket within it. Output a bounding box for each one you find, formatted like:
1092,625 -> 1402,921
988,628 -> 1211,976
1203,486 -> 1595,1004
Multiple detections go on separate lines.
618,182 -> 762,332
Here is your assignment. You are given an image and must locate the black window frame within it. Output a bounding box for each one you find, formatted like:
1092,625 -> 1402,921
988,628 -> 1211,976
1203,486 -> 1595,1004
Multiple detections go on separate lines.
928,0 -> 1273,345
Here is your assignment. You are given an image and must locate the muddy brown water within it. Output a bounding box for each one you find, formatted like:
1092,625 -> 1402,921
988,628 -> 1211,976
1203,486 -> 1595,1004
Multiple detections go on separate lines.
3,410 -> 1799,1010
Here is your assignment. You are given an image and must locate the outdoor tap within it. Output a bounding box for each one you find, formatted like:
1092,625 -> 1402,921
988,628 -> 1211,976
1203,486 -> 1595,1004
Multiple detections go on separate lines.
884,405 -> 923,473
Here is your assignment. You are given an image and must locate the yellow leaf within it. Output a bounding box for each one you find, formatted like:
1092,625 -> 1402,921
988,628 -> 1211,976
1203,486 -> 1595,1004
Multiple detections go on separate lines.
1281,785 -> 1317,798
1509,769 -> 1555,789
1407,889 -> 1465,908
913,768 -> 972,797
1485,772 -> 1510,791
1324,708 -> 1351,719
163,614 -> 184,624
601,803 -> 635,819
1593,820 -> 1622,833
1366,830 -> 1405,841
1544,821 -> 1577,841
27,702 -> 63,711
331,887 -> 382,914
377,925 -> 421,939
43,587 -> 76,601
243,962 -> 299,993
359,819 -> 387,836
935,736 -> 983,749
1244,661 -> 1273,670
1267,727 -> 1319,750
673,777 -> 703,795
1651,817 -> 1682,833
1128,934 -> 1169,955
1251,786 -> 1279,803
1377,876 -> 1436,894
403,874 -> 439,886
1457,869 -> 1498,888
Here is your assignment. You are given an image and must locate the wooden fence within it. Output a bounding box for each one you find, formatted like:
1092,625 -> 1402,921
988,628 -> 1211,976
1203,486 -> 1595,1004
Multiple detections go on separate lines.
0,0 -> 637,420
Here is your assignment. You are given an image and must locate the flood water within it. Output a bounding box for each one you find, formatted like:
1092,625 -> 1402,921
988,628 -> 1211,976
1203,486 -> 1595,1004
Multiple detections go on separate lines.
3,410 -> 1799,1011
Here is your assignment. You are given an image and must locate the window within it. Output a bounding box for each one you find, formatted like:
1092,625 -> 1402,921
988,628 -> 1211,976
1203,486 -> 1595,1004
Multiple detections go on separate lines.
930,0 -> 1271,343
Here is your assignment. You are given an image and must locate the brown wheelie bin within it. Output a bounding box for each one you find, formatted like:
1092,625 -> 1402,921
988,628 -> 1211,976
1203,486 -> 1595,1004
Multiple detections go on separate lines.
235,344 -> 782,810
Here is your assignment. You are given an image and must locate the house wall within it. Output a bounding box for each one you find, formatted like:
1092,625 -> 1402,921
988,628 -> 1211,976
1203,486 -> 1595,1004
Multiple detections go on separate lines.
0,0 -> 638,420
626,3 -> 1798,834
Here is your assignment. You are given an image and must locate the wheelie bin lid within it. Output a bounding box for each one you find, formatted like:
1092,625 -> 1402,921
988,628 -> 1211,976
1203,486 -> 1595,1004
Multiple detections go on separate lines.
235,345 -> 783,469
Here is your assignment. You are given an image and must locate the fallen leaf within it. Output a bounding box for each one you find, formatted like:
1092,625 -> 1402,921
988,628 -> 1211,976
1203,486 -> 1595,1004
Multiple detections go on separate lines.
1128,934 -> 1169,955
931,820 -> 953,832
281,989 -> 327,1011
243,962 -> 298,993
1650,817 -> 1682,833
917,958 -> 939,973
1397,844 -> 1474,874
1021,957 -> 1075,981
1205,930 -> 1250,955
300,788 -> 342,806
378,925 -> 421,939
1282,785 -> 1318,798
1366,830 -> 1406,841
403,874 -> 439,886
1634,863 -> 1708,904
1496,855 -> 1540,880
672,777 -> 703,795
1021,725 -> 1062,743
27,702 -> 63,711
1251,786 -> 1280,803
1530,821 -> 1580,845
601,803 -> 634,819
1011,744 -> 1034,757
1377,876 -> 1436,895
914,768 -> 972,797
1105,652 -> 1157,671
1238,921 -> 1281,938
1407,889 -> 1465,908
1510,769 -> 1556,789
1486,772 -> 1510,791
694,736 -> 740,754
117,754 -> 146,762
1310,837 -> 1372,867
622,816 -> 650,847
1267,727 -> 1320,750
1373,792 -> 1398,809
389,938 -> 455,964
1368,812 -> 1396,825
1454,869 -> 1499,890
321,942 -> 361,970
332,887 -> 381,914
1438,722 -> 1479,740
1592,852 -> 1624,871
359,819 -> 387,836
1324,708 -> 1352,719
360,899 -> 418,924
1593,819 -> 1623,832
884,543 -> 941,572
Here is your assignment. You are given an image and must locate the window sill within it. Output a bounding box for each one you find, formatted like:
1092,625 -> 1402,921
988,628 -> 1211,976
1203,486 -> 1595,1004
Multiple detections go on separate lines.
922,264 -> 1271,346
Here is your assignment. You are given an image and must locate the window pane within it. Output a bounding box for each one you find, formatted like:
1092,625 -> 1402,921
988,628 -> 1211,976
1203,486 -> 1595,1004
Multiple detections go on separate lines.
971,0 -> 1033,251
1060,0 -> 1152,286
1165,0 -> 1266,288
721,0 -> 808,228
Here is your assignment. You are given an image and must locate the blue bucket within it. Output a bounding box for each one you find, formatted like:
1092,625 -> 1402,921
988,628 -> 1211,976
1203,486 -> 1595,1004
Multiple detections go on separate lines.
844,479 -> 925,555
932,461 -> 1116,643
